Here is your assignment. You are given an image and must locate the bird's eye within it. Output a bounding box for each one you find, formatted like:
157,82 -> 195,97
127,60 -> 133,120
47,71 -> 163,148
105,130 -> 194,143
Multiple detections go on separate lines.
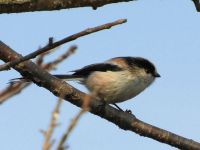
145,69 -> 151,74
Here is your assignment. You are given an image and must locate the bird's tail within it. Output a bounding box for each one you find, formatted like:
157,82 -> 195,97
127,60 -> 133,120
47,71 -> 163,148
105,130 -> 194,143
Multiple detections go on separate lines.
53,74 -> 83,81
9,74 -> 83,84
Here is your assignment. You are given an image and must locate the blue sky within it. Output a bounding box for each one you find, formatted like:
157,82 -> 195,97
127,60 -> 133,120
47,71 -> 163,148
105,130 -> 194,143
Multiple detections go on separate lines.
1,0 -> 200,149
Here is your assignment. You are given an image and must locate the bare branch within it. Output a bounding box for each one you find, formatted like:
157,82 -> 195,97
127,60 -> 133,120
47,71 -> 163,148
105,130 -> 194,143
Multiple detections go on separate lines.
0,19 -> 127,71
35,37 -> 55,66
1,41 -> 200,150
56,109 -> 84,150
0,82 -> 30,104
0,45 -> 77,104
0,0 -> 134,14
41,45 -> 77,70
56,93 -> 91,150
0,0 -> 31,4
42,98 -> 63,150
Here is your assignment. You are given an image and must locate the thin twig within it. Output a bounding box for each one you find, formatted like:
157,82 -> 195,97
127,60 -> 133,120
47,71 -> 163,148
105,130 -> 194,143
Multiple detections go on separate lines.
36,37 -> 55,66
0,82 -> 30,104
41,45 -> 77,70
42,98 -> 63,150
57,110 -> 85,150
0,45 -> 77,104
56,95 -> 91,150
0,19 -> 127,71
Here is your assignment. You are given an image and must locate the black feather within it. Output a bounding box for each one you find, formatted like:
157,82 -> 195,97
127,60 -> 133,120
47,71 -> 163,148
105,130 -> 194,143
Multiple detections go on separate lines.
72,63 -> 122,77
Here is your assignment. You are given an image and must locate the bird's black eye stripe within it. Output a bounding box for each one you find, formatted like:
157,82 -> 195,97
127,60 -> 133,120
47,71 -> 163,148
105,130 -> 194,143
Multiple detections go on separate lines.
145,69 -> 151,73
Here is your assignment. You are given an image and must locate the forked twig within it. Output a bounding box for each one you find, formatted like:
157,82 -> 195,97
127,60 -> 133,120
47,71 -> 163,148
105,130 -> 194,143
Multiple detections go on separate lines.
42,98 -> 63,150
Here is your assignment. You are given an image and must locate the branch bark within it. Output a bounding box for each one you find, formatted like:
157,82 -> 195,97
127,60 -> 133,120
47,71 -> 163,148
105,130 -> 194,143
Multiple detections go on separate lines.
0,0 -> 134,14
0,45 -> 77,104
1,41 -> 200,150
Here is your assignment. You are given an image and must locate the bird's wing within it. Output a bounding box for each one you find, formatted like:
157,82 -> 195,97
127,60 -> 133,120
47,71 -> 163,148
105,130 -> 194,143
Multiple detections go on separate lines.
72,63 -> 122,77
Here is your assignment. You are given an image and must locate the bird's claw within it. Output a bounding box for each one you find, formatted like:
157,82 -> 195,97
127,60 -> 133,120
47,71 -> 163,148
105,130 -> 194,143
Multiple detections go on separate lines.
125,109 -> 132,114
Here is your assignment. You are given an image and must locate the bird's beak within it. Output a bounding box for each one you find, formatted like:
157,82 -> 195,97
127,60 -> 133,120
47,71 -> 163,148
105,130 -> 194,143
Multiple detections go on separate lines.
154,72 -> 161,78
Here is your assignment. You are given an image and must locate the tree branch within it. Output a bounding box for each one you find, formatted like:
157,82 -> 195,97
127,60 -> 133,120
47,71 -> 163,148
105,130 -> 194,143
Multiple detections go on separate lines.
0,0 -> 31,4
0,19 -> 127,71
0,82 -> 30,104
56,108 -> 85,150
1,42 -> 200,150
0,0 -> 134,14
0,45 -> 77,104
56,93 -> 91,150
42,98 -> 63,150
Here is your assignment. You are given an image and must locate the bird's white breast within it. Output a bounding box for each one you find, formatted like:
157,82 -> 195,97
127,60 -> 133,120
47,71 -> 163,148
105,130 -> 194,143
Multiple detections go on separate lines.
85,70 -> 155,104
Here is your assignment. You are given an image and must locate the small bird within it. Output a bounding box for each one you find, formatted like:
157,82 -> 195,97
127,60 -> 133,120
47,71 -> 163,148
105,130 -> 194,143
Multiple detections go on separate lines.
53,57 -> 160,107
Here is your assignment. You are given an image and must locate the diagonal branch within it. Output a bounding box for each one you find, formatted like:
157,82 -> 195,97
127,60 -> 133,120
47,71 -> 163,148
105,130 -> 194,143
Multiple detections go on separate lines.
0,19 -> 126,71
1,42 -> 200,150
0,0 -> 134,14
0,82 -> 30,104
0,45 -> 77,104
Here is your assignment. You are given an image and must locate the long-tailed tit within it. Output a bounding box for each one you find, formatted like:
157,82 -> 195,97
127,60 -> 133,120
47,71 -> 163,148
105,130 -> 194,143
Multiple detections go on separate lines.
54,57 -> 160,106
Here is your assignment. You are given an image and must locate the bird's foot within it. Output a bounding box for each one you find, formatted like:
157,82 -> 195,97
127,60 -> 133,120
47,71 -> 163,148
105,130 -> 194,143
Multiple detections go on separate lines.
113,103 -> 123,111
95,98 -> 107,112
125,109 -> 132,114
113,104 -> 133,115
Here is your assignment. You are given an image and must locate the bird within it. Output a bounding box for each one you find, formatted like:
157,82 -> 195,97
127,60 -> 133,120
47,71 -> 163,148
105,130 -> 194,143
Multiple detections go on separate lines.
53,56 -> 160,109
